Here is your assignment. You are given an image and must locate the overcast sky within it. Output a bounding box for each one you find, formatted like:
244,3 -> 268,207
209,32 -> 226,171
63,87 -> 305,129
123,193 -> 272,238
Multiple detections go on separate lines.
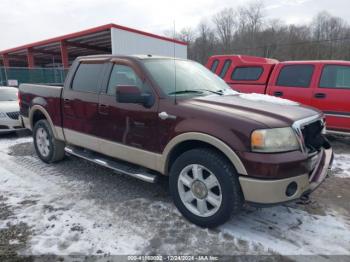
0,0 -> 349,51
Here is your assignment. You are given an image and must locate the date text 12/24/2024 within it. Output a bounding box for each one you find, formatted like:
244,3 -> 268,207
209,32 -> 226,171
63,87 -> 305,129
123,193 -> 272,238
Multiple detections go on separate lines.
127,255 -> 219,261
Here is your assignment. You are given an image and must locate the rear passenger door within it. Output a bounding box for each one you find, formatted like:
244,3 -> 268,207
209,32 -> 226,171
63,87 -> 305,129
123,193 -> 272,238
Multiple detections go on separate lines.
311,64 -> 350,132
62,61 -> 105,151
267,64 -> 315,105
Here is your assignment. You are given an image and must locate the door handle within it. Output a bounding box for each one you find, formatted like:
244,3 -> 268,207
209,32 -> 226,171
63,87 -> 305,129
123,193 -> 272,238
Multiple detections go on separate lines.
98,104 -> 109,115
63,98 -> 71,109
314,93 -> 326,99
274,91 -> 283,97
158,111 -> 176,120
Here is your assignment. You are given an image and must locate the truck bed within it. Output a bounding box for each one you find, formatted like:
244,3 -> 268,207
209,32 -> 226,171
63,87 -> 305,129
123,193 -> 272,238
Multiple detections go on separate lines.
19,84 -> 63,130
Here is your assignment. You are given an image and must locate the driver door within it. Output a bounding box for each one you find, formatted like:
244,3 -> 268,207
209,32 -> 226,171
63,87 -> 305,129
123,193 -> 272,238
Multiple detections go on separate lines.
97,60 -> 160,153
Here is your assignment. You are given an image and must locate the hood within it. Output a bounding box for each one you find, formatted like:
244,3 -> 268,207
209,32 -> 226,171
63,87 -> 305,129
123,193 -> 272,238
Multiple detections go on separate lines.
0,101 -> 19,113
189,93 -> 321,128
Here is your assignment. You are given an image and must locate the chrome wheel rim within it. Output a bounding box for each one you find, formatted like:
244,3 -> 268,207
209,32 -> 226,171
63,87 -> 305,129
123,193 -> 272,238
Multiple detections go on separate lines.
36,127 -> 50,157
177,164 -> 222,217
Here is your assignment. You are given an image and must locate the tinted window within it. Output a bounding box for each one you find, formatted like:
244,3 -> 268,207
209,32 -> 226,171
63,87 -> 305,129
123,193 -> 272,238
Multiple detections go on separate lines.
219,60 -> 232,78
143,59 -> 234,96
277,65 -> 314,87
72,63 -> 104,93
231,67 -> 263,81
107,65 -> 144,95
0,89 -> 17,101
320,65 -> 350,89
210,60 -> 219,73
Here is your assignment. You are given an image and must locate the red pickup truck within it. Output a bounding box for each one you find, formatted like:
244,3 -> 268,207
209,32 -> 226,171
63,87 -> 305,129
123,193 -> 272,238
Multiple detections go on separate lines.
206,55 -> 350,135
19,55 -> 332,227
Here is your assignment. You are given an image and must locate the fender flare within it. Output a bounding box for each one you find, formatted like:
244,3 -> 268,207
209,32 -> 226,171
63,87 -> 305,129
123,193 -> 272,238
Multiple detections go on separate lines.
159,132 -> 247,175
29,105 -> 60,139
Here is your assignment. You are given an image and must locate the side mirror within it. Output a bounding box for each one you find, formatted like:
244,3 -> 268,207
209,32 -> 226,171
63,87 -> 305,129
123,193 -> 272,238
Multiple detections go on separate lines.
116,85 -> 154,108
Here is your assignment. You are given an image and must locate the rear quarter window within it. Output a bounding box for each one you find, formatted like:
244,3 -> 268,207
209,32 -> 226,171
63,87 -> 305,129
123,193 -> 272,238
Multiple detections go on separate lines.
276,65 -> 314,88
219,60 -> 232,78
231,67 -> 263,81
71,63 -> 104,93
210,60 -> 219,73
320,65 -> 350,89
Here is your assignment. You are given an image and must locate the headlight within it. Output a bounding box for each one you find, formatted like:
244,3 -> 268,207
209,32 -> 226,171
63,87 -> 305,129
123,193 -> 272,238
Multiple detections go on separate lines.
0,112 -> 6,118
251,127 -> 300,153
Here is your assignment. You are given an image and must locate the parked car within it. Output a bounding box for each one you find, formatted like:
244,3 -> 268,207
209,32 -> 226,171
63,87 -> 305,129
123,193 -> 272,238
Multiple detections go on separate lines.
206,55 -> 350,135
19,55 -> 333,227
0,86 -> 25,134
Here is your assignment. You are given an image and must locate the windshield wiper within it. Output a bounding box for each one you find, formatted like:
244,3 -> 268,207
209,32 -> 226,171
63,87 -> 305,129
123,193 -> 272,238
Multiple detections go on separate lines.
168,89 -> 224,96
196,89 -> 224,95
168,90 -> 204,95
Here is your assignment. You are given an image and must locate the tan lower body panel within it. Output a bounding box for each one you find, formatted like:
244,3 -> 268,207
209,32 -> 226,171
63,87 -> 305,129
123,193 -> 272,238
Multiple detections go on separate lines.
239,174 -> 310,204
63,128 -> 162,172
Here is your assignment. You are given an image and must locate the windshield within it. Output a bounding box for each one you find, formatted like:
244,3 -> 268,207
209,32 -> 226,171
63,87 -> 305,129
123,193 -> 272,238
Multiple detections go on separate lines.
0,89 -> 18,101
142,59 -> 237,96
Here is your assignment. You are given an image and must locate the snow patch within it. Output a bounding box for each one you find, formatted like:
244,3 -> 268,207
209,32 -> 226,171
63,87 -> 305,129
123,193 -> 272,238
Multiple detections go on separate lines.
221,206 -> 350,255
239,93 -> 300,106
0,136 -> 32,153
332,153 -> 350,178
9,239 -> 20,245
0,164 -> 147,255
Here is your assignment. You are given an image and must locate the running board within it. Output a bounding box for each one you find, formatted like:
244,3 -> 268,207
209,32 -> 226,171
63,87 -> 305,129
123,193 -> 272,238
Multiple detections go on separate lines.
64,146 -> 158,183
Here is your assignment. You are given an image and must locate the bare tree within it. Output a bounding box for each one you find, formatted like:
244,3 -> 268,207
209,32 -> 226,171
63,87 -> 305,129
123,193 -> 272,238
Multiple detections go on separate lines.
166,1 -> 350,64
311,11 -> 348,59
193,21 -> 217,63
238,0 -> 264,35
178,27 -> 196,43
213,8 -> 236,52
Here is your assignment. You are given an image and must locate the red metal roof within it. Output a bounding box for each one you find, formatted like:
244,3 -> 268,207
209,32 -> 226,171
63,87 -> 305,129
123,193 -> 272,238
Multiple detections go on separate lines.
0,23 -> 187,55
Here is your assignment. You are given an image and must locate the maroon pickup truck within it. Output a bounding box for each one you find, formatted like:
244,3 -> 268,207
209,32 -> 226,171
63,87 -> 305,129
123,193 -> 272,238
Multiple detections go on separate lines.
19,55 -> 333,227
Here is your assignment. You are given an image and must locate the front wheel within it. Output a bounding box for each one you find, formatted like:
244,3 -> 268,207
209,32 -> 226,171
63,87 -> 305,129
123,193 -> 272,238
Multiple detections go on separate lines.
169,148 -> 244,228
33,119 -> 65,163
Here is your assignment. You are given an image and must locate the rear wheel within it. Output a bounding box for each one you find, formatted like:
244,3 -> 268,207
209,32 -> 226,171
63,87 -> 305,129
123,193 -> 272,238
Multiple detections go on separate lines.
169,148 -> 243,228
33,119 -> 65,163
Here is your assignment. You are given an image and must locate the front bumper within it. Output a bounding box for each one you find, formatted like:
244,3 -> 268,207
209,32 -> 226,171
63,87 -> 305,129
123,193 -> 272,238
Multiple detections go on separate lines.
238,148 -> 333,205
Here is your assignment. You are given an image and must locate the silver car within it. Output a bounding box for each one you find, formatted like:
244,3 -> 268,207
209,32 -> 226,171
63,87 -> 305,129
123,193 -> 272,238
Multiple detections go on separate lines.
0,86 -> 25,134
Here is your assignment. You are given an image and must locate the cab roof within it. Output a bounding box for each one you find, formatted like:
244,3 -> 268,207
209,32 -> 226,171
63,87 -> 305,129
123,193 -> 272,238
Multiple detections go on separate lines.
281,60 -> 350,65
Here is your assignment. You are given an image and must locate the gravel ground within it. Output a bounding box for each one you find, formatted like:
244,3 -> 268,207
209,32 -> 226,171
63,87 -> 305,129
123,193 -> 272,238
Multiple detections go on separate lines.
0,132 -> 349,261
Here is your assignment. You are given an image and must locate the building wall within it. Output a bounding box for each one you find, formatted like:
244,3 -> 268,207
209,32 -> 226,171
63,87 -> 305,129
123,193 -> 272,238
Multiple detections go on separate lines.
111,28 -> 187,59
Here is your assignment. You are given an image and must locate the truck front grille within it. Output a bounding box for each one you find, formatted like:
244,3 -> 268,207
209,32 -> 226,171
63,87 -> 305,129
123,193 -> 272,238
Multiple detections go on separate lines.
302,120 -> 325,152
6,111 -> 20,120
292,115 -> 330,154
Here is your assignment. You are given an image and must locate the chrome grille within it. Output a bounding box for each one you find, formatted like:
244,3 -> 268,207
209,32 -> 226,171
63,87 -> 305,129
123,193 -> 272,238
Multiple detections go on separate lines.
292,114 -> 324,154
301,120 -> 325,152
6,111 -> 20,120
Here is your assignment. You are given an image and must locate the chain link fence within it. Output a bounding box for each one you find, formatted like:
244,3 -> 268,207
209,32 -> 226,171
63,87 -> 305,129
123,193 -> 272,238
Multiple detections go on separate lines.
0,67 -> 68,86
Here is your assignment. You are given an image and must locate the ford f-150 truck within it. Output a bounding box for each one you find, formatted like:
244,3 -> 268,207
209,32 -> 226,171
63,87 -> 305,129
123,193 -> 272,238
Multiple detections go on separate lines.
19,55 -> 333,227
206,55 -> 350,135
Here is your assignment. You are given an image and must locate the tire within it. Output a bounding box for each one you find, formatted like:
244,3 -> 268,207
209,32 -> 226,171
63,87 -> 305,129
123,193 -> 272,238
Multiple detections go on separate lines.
169,148 -> 243,228
33,119 -> 65,163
